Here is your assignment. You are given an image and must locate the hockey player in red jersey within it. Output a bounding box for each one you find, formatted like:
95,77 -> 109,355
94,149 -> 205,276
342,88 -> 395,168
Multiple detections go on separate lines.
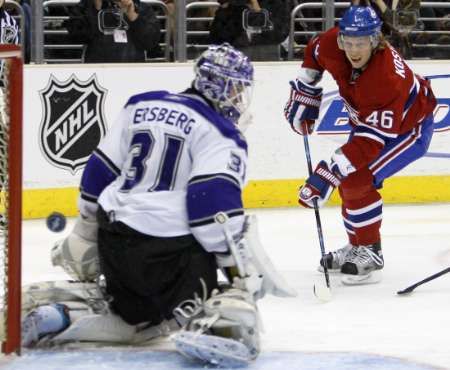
284,5 -> 436,285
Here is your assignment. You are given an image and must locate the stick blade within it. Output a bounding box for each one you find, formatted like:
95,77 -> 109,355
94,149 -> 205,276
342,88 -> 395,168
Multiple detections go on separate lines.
313,283 -> 332,302
396,286 -> 415,295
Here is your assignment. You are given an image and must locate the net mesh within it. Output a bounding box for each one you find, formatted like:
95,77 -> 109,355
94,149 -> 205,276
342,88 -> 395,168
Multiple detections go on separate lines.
0,57 -> 11,342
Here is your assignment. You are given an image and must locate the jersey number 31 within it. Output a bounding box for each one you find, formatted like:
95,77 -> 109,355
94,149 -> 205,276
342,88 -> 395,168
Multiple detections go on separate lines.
120,130 -> 184,192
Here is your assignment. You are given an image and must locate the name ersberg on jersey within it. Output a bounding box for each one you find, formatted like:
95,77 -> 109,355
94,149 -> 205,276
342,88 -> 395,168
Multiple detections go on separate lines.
133,106 -> 194,135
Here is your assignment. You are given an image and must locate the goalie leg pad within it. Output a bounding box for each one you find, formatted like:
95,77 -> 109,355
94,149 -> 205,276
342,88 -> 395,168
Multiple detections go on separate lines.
21,280 -> 104,314
51,314 -> 179,345
51,234 -> 99,282
50,313 -> 136,344
204,288 -> 258,332
173,287 -> 260,364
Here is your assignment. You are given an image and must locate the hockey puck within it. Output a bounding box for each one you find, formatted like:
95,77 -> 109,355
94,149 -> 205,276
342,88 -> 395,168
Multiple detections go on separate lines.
46,212 -> 67,233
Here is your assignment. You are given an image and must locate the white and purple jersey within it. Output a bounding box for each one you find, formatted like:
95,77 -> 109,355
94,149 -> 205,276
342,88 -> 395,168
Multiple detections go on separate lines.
79,89 -> 247,253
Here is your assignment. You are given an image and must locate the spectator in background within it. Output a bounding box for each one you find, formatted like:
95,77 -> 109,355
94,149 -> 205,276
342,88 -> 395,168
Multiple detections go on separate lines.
413,4 -> 450,59
0,0 -> 19,45
433,14 -> 450,59
352,0 -> 421,59
165,0 -> 218,59
209,0 -> 290,61
64,0 -> 161,63
2,0 -> 32,63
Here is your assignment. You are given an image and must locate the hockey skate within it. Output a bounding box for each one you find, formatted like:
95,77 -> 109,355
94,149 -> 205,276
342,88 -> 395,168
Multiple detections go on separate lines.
318,243 -> 354,272
340,242 -> 384,285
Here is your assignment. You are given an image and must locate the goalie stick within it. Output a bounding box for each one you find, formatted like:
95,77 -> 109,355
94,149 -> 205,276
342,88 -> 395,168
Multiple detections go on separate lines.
302,135 -> 332,302
397,266 -> 450,295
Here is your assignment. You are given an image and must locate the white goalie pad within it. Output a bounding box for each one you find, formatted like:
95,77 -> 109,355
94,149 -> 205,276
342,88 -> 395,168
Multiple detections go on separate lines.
51,216 -> 100,282
21,280 -> 104,314
173,283 -> 261,362
51,235 -> 99,282
215,212 -> 297,299
132,319 -> 180,344
21,280 -> 180,347
51,314 -> 179,345
173,331 -> 253,368
51,313 -> 136,344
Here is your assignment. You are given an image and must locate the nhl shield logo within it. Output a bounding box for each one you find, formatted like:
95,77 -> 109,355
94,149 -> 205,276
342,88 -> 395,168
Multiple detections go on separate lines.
39,74 -> 107,174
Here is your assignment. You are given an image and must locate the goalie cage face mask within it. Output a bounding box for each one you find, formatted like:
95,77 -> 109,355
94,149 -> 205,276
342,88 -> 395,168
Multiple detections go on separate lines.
193,43 -> 254,126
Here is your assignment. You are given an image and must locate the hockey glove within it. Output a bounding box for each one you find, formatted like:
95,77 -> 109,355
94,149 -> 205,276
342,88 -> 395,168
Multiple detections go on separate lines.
284,78 -> 322,135
299,160 -> 342,208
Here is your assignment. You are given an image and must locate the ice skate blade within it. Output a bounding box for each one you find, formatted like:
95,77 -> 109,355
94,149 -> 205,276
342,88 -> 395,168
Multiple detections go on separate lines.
341,270 -> 382,285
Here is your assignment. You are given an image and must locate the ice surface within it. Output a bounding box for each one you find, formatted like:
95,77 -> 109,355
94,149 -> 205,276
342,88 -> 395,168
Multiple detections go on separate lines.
2,204 -> 449,369
0,350 -> 439,370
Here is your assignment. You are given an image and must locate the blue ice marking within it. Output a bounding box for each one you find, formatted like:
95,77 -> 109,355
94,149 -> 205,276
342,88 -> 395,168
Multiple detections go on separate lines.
0,350 -> 438,370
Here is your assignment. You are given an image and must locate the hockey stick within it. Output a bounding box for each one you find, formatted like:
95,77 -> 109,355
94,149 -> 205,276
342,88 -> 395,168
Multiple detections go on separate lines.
397,266 -> 450,295
302,135 -> 332,302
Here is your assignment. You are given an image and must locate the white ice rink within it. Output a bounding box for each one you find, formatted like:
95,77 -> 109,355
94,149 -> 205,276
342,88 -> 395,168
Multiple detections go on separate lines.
1,204 -> 450,369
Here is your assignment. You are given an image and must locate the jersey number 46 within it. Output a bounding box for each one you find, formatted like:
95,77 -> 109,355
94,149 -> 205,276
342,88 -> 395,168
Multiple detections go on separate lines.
366,110 -> 394,129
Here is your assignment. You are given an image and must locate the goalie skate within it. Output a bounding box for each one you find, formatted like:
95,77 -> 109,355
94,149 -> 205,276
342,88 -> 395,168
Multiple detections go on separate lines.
173,331 -> 253,368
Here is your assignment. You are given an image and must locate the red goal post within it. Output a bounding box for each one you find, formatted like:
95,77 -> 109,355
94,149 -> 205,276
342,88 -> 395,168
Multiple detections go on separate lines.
0,44 -> 23,355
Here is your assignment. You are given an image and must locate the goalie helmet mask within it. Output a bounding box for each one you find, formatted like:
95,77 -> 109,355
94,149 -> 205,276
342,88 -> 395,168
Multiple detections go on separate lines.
194,43 -> 254,125
338,6 -> 382,49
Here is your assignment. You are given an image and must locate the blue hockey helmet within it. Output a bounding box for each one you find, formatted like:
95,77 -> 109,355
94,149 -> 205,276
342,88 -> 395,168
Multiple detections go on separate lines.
338,6 -> 382,49
193,43 -> 254,124
339,6 -> 382,37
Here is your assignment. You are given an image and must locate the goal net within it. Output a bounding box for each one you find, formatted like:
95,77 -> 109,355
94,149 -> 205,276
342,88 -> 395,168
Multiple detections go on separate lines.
0,44 -> 23,355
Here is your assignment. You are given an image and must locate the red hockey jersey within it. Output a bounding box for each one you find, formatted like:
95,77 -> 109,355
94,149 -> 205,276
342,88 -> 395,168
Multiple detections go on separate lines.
302,27 -> 436,170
